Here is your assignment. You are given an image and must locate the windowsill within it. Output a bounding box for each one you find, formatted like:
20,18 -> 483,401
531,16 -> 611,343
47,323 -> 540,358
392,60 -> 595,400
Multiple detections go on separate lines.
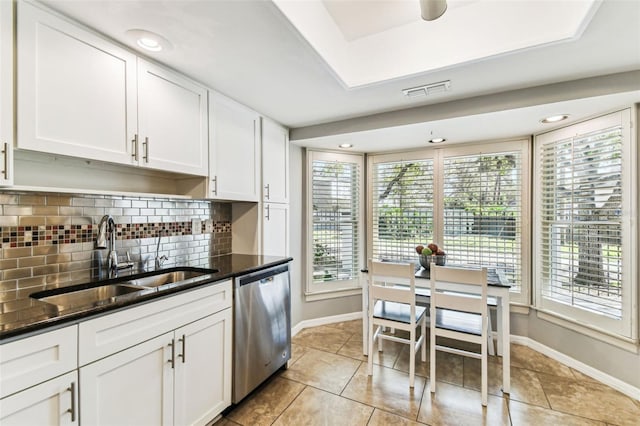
534,308 -> 639,353
304,287 -> 362,302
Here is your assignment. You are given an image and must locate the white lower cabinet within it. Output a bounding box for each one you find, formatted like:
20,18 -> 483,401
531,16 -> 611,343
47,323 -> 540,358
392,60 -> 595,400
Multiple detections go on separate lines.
80,332 -> 173,425
174,309 -> 232,426
0,371 -> 78,426
80,308 -> 232,426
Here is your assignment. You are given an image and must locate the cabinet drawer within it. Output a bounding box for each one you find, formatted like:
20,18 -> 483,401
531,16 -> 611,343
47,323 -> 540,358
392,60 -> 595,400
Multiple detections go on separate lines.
79,280 -> 232,366
0,325 -> 78,398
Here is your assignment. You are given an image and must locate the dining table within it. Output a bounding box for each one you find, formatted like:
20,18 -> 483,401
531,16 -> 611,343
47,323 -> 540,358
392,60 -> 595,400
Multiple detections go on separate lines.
361,265 -> 512,394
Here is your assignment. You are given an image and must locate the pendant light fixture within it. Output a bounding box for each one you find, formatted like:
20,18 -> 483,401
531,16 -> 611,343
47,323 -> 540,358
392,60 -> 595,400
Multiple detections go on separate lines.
420,0 -> 447,21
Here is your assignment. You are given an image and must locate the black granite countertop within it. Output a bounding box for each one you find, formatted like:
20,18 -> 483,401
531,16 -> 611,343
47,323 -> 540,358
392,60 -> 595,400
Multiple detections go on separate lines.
0,253 -> 292,342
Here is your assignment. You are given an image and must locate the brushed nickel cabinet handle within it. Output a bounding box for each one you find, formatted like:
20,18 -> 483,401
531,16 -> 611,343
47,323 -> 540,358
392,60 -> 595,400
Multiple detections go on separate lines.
143,137 -> 149,163
264,184 -> 270,200
178,334 -> 186,363
168,339 -> 175,368
265,204 -> 270,220
66,382 -> 76,422
1,142 -> 8,180
212,176 -> 218,195
131,134 -> 138,161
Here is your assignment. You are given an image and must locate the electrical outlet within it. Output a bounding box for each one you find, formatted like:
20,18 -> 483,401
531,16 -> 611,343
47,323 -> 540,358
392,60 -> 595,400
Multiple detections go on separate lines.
204,219 -> 213,233
191,218 -> 202,235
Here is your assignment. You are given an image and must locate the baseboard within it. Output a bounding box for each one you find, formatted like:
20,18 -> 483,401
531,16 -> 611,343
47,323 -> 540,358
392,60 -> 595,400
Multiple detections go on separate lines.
510,335 -> 640,401
291,311 -> 362,337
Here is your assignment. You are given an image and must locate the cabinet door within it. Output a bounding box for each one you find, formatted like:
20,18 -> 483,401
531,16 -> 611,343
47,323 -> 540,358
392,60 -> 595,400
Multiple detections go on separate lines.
262,119 -> 289,203
138,59 -> 208,176
17,1 -> 137,165
80,333 -> 173,426
174,309 -> 232,426
263,203 -> 289,256
0,0 -> 13,186
0,371 -> 78,426
209,92 -> 260,201
0,325 -> 78,399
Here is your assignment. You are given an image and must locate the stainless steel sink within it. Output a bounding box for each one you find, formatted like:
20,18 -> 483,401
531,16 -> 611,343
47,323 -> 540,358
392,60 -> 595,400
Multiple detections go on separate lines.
35,284 -> 143,311
123,270 -> 210,290
31,268 -> 217,313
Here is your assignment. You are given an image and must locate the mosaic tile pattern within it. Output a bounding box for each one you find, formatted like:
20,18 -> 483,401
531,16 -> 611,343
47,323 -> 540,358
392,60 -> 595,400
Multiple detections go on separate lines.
0,191 -> 232,295
0,221 -> 232,248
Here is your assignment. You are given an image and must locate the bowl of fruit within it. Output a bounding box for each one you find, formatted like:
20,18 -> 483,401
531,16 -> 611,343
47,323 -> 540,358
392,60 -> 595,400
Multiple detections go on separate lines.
415,243 -> 446,270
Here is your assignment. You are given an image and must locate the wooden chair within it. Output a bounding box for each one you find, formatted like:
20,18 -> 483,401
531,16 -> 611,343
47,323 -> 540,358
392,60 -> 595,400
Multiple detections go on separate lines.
429,265 -> 489,406
367,259 -> 427,387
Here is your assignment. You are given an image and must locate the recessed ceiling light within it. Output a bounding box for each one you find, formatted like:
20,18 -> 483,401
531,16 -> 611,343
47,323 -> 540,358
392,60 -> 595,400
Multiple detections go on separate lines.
428,138 -> 446,144
541,114 -> 569,124
126,29 -> 172,53
338,143 -> 353,149
138,37 -> 161,52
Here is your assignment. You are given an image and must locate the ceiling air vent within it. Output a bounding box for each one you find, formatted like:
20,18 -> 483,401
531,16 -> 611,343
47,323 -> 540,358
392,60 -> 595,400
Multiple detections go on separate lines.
402,80 -> 451,98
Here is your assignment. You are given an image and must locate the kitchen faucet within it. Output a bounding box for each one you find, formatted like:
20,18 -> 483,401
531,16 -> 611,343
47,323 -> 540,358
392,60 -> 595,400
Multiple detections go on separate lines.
155,229 -> 169,269
96,215 -> 118,276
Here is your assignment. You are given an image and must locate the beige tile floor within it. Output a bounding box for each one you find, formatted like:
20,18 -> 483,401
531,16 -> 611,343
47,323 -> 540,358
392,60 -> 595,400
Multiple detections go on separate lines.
217,320 -> 640,426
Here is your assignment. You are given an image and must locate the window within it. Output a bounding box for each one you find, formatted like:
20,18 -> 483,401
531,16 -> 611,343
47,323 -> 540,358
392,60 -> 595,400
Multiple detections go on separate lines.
442,148 -> 526,295
534,109 -> 636,339
370,153 -> 434,262
306,150 -> 364,298
368,141 -> 530,303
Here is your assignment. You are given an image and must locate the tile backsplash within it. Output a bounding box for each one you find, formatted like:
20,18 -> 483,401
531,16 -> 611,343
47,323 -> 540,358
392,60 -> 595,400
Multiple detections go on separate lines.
0,192 -> 232,296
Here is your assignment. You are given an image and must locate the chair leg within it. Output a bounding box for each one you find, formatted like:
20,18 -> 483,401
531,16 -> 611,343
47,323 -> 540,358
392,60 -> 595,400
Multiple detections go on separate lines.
409,328 -> 415,388
378,328 -> 383,352
430,325 -> 436,393
487,310 -> 495,356
368,322 -> 375,376
481,325 -> 488,406
421,317 -> 426,362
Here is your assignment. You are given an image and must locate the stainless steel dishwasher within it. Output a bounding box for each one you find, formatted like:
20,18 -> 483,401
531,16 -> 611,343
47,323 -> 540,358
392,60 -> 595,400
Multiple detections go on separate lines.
233,263 -> 291,403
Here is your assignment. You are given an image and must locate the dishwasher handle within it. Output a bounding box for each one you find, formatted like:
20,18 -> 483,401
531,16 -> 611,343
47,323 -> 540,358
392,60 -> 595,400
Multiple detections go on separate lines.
236,264 -> 289,288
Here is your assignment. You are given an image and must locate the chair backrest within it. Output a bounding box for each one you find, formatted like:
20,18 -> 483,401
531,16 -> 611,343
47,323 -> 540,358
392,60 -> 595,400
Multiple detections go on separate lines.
430,265 -> 488,315
368,259 -> 416,305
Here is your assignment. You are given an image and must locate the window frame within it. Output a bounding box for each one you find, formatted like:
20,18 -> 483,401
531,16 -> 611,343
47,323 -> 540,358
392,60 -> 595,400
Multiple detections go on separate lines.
305,150 -> 365,300
367,139 -> 531,305
368,151 -> 436,264
533,109 -> 637,340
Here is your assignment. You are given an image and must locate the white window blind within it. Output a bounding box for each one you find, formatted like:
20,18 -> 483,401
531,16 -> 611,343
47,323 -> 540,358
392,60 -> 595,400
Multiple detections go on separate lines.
443,153 -> 523,293
311,157 -> 360,285
371,159 -> 434,262
540,126 -> 624,319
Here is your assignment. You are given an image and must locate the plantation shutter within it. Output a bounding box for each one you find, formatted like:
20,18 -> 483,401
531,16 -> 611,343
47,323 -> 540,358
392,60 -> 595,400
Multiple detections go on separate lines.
442,152 -> 523,292
311,158 -> 360,284
539,125 -> 623,319
371,159 -> 434,262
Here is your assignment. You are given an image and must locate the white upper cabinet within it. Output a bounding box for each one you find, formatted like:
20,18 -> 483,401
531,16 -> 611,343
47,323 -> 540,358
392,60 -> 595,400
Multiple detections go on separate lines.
209,92 -> 261,201
0,0 -> 13,186
17,1 -> 137,165
17,2 -> 208,177
263,203 -> 289,257
262,118 -> 289,204
138,59 -> 208,176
